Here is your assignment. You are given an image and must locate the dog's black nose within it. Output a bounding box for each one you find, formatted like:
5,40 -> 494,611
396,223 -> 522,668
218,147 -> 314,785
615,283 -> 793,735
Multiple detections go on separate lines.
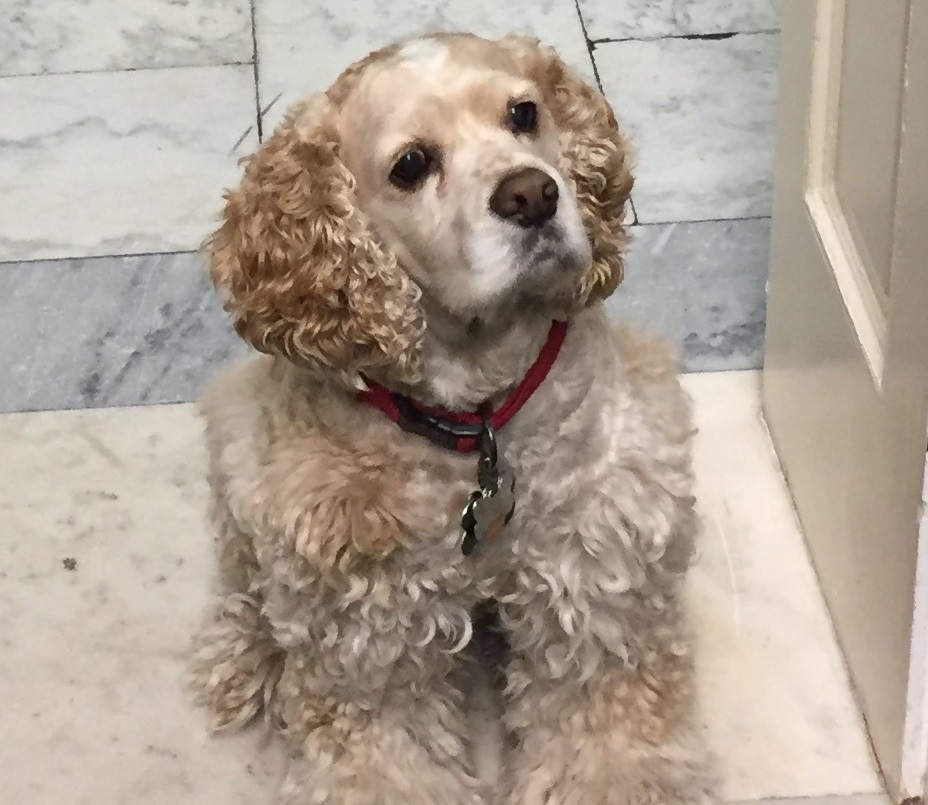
489,167 -> 559,228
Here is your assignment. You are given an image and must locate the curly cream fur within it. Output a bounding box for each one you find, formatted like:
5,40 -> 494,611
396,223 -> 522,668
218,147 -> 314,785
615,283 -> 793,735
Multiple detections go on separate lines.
193,32 -> 713,805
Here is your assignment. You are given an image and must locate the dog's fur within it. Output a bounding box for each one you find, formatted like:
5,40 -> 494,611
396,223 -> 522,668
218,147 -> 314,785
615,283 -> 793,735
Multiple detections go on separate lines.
192,32 -> 714,805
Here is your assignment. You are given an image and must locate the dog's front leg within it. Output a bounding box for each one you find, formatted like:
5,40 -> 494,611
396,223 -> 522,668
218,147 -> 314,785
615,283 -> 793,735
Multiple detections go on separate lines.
499,477 -> 715,805
258,561 -> 487,805
501,631 -> 715,805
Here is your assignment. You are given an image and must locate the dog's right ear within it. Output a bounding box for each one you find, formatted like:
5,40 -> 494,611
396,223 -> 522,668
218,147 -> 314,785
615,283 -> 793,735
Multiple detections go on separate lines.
208,95 -> 424,387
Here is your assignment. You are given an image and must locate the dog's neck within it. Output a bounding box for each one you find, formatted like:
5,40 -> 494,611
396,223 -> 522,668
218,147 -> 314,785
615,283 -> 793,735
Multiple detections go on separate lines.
399,297 -> 556,412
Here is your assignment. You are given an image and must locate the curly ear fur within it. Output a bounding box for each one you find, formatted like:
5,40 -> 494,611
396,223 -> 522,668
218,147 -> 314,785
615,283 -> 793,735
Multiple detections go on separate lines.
208,94 -> 424,386
499,35 -> 634,302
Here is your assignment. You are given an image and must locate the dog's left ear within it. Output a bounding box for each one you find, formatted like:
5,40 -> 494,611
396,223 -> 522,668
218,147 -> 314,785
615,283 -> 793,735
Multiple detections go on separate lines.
498,36 -> 634,302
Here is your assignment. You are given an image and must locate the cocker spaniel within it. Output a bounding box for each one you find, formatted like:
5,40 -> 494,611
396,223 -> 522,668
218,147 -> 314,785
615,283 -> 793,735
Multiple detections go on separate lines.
192,32 -> 714,805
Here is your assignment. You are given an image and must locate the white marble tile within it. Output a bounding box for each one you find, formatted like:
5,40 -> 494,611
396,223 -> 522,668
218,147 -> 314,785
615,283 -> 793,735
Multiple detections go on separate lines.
0,66 -> 257,261
255,0 -> 596,132
686,371 -> 881,799
0,0 -> 253,77
0,374 -> 883,801
596,33 -> 779,222
579,0 -> 781,42
0,253 -> 246,413
0,405 -> 287,804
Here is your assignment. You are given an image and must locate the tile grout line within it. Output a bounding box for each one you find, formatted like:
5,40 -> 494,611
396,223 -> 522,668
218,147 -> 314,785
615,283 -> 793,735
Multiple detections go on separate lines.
590,28 -> 779,46
0,399 -> 197,418
631,214 -> 771,228
0,216 -> 775,269
249,0 -> 263,142
0,61 -> 254,80
571,0 -> 605,96
0,250 -> 200,269
571,0 -> 639,225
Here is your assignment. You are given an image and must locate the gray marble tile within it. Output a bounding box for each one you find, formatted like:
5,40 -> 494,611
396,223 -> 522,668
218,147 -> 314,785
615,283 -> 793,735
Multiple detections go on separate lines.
605,218 -> 770,371
579,0 -> 781,42
0,66 -> 257,262
255,0 -> 596,132
596,33 -> 779,223
0,0 -> 253,77
0,252 -> 247,413
0,220 -> 768,416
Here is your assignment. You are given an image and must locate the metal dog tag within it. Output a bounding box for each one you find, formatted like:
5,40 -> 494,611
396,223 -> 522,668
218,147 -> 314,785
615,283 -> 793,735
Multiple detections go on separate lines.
461,423 -> 517,556
461,468 -> 517,556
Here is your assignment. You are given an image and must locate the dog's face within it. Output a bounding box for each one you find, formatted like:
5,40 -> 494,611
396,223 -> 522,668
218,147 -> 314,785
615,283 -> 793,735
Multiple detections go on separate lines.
335,36 -> 592,316
209,34 -> 633,386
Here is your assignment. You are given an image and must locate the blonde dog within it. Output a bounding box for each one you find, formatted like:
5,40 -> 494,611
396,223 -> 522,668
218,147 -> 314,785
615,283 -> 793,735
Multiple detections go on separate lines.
192,32 -> 714,805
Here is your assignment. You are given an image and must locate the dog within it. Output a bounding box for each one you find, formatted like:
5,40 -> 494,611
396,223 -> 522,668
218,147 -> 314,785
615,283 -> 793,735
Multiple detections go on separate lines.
192,32 -> 714,805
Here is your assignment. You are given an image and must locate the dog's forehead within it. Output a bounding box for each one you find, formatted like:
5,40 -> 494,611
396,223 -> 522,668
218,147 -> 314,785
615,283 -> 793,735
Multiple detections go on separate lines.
350,36 -> 522,97
342,38 -> 527,121
333,35 -> 537,164
397,37 -> 451,72
398,35 -> 521,74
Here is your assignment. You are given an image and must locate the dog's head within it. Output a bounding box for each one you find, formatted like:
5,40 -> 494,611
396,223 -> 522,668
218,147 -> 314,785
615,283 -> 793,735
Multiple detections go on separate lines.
209,33 -> 633,386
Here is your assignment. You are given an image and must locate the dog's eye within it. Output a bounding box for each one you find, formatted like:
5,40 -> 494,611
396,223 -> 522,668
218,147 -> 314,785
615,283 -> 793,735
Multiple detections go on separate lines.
508,101 -> 538,134
389,148 -> 433,189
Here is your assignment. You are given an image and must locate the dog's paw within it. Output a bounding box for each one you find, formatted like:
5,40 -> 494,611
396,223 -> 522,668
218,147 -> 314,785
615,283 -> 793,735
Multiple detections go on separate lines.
504,736 -> 716,805
277,715 -> 487,805
190,592 -> 284,732
279,755 -> 486,805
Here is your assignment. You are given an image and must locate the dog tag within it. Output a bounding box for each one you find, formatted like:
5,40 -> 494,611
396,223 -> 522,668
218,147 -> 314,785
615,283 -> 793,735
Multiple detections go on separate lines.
461,467 -> 517,556
461,423 -> 517,556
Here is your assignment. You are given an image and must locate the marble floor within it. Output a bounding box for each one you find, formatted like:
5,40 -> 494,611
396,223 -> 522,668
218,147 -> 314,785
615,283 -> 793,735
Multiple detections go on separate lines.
0,0 -> 780,414
0,371 -> 885,804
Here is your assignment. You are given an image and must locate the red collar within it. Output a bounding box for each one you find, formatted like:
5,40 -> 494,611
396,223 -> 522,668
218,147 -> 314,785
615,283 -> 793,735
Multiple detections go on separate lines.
358,320 -> 568,453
